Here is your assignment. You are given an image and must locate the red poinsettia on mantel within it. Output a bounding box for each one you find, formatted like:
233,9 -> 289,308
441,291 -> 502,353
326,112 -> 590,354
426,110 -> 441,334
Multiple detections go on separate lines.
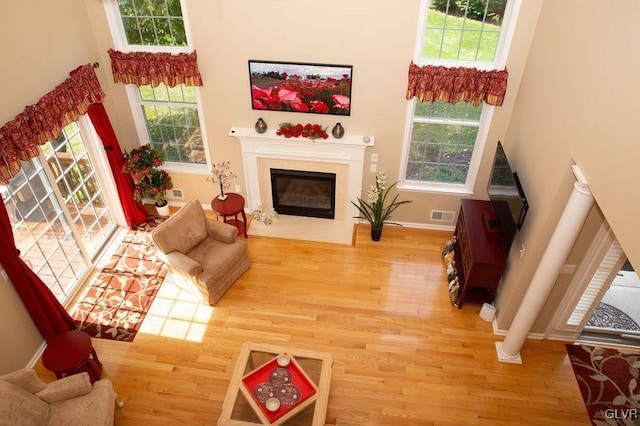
276,122 -> 329,140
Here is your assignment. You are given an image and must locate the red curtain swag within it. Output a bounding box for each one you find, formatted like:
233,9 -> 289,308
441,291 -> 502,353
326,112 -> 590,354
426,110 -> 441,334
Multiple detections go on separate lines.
406,61 -> 508,107
87,103 -> 148,227
0,64 -> 104,185
108,49 -> 203,88
0,201 -> 75,342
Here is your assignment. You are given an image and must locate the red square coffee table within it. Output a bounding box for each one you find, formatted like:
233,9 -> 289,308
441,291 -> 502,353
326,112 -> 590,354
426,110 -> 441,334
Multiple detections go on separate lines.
218,342 -> 333,425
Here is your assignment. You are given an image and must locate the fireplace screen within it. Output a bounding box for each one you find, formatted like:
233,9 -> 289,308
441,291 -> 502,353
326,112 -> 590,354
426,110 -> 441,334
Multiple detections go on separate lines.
270,169 -> 336,219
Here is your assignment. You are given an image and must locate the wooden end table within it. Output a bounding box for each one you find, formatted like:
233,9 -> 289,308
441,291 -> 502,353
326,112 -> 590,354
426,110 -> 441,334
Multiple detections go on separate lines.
211,193 -> 248,238
42,330 -> 102,384
218,342 -> 333,425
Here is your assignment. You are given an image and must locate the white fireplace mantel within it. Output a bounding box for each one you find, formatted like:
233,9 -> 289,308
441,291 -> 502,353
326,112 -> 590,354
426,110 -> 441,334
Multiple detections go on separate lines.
229,127 -> 375,217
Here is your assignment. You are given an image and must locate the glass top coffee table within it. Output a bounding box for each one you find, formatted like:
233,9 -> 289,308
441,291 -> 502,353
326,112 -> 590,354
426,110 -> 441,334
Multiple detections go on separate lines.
218,342 -> 333,425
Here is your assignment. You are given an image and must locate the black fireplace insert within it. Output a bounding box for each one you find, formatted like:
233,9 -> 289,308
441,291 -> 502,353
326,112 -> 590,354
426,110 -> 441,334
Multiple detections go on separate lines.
270,168 -> 336,219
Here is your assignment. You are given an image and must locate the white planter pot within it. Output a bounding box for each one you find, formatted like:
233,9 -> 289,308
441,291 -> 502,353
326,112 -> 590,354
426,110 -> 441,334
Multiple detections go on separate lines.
155,203 -> 170,216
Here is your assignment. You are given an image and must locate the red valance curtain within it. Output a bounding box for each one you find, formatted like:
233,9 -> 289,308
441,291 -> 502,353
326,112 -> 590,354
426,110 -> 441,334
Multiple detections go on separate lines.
0,201 -> 75,342
108,49 -> 203,87
0,65 -> 104,184
406,61 -> 508,107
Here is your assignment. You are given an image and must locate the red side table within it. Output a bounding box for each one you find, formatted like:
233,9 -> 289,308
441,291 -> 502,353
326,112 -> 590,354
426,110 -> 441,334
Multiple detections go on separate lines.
42,330 -> 102,384
211,193 -> 248,238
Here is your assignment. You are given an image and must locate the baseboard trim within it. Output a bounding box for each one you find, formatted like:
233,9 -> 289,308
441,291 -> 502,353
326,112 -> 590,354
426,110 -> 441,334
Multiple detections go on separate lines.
395,221 -> 456,232
28,341 -> 46,368
492,319 -> 545,340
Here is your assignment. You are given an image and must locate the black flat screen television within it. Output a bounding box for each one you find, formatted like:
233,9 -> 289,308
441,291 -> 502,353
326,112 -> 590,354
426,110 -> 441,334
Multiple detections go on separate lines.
487,141 -> 529,257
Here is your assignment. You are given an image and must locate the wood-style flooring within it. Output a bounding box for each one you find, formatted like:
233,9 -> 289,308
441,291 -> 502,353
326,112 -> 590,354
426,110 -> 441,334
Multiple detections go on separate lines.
34,224 -> 589,425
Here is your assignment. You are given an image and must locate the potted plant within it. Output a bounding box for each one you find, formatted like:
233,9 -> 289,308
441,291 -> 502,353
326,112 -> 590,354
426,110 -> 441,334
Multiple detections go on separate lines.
351,171 -> 412,241
122,145 -> 173,216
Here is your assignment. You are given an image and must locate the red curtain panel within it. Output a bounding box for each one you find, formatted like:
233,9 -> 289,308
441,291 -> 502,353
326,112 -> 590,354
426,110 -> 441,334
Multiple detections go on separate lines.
0,201 -> 75,342
87,102 -> 148,227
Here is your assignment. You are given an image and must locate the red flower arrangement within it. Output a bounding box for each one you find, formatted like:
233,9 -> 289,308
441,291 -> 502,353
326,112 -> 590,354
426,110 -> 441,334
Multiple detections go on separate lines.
276,122 -> 329,140
122,144 -> 173,207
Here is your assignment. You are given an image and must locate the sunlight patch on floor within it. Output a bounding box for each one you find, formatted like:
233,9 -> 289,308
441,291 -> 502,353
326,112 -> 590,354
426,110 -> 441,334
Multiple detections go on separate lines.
139,271 -> 213,342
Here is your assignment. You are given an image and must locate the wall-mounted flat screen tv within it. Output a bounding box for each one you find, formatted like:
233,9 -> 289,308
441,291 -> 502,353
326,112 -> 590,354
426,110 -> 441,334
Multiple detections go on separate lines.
487,141 -> 529,257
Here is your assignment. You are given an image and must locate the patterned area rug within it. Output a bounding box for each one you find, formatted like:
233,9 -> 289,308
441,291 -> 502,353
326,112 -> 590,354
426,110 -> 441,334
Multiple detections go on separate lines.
567,344 -> 640,425
70,216 -> 167,341
586,303 -> 640,331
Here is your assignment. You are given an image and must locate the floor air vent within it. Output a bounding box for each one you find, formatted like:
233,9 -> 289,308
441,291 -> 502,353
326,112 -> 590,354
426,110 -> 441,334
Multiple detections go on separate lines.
430,210 -> 456,223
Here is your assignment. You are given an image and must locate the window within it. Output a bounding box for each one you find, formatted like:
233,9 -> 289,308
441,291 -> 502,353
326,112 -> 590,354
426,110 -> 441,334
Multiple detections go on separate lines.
401,0 -> 515,193
420,0 -> 509,63
104,0 -> 210,171
407,101 -> 482,185
138,83 -> 205,164
115,0 -> 187,47
2,119 -> 118,303
43,122 -> 116,254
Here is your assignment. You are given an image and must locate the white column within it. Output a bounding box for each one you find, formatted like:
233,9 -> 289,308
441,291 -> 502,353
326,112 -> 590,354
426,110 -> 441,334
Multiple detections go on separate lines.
496,176 -> 593,363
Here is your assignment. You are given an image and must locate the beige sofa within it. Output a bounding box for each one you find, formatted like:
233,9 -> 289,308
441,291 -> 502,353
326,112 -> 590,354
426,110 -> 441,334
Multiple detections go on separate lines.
0,368 -> 116,425
151,199 -> 250,305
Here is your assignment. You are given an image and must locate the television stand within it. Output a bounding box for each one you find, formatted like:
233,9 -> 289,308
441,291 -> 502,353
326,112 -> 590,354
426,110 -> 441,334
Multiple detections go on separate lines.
482,209 -> 501,233
453,199 -> 507,308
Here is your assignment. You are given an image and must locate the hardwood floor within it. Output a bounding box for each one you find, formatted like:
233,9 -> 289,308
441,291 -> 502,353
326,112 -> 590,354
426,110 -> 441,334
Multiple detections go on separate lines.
34,224 -> 589,425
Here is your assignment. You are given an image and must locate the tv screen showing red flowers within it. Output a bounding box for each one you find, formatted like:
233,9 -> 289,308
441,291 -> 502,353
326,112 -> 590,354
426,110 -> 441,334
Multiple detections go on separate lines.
249,60 -> 352,116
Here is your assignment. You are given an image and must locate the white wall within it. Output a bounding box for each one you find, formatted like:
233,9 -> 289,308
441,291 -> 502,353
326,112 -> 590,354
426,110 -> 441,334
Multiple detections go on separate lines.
496,0 -> 640,330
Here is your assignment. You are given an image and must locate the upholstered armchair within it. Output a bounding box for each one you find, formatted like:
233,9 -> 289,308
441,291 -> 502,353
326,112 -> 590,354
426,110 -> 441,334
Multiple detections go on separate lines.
0,368 -> 116,425
151,199 -> 250,305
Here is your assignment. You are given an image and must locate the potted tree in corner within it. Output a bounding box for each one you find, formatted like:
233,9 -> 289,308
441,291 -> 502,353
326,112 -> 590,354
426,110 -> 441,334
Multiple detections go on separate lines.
122,145 -> 173,216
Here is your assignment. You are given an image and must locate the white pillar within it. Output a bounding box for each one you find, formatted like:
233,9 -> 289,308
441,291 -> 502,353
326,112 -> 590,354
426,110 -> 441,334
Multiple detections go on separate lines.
496,177 -> 593,363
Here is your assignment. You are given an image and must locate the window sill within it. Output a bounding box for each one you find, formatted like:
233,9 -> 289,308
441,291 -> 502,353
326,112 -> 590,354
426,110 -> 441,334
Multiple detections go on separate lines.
162,163 -> 210,175
397,182 -> 473,196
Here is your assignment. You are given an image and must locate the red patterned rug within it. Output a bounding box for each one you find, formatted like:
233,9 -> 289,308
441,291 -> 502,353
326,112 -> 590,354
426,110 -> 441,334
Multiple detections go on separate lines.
567,344 -> 640,425
70,216 -> 168,341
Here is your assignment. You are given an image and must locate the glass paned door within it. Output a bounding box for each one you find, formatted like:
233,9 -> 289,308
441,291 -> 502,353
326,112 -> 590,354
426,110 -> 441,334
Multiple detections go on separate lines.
2,159 -> 89,302
42,122 -> 115,258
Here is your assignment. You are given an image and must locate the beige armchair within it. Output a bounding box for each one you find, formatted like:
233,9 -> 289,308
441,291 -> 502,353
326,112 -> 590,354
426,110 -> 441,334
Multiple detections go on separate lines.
151,199 -> 250,305
0,368 -> 116,425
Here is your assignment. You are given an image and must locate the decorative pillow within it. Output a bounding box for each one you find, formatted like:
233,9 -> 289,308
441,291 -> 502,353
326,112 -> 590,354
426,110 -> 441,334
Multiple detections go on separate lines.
0,368 -> 46,394
35,373 -> 92,403
441,236 -> 457,257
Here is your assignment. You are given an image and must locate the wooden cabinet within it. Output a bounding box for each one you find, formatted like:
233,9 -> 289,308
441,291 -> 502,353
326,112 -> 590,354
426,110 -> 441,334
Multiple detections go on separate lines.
453,199 -> 506,308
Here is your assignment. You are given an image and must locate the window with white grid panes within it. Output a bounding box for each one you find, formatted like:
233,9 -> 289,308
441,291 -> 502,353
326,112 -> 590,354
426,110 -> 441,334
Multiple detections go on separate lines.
3,159 -> 89,303
116,0 -> 187,47
104,0 -> 210,170
138,83 -> 205,165
420,0 -> 508,63
402,0 -> 515,191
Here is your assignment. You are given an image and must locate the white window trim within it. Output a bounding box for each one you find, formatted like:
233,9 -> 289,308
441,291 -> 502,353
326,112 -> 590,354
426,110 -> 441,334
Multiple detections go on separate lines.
400,0 -> 520,194
103,0 -> 194,54
77,116 -> 128,227
103,0 -> 210,172
125,85 -> 212,174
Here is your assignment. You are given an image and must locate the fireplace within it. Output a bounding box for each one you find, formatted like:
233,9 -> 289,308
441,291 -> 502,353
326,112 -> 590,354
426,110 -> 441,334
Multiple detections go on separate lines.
270,169 -> 336,219
231,127 -> 374,244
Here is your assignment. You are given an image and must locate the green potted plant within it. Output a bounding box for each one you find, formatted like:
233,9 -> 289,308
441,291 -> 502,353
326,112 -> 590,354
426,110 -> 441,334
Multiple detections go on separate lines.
122,145 -> 173,216
351,171 -> 412,241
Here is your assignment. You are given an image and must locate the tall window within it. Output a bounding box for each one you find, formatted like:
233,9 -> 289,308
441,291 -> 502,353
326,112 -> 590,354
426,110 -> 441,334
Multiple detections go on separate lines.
104,0 -> 209,171
2,119 -> 117,303
401,0 -> 515,192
